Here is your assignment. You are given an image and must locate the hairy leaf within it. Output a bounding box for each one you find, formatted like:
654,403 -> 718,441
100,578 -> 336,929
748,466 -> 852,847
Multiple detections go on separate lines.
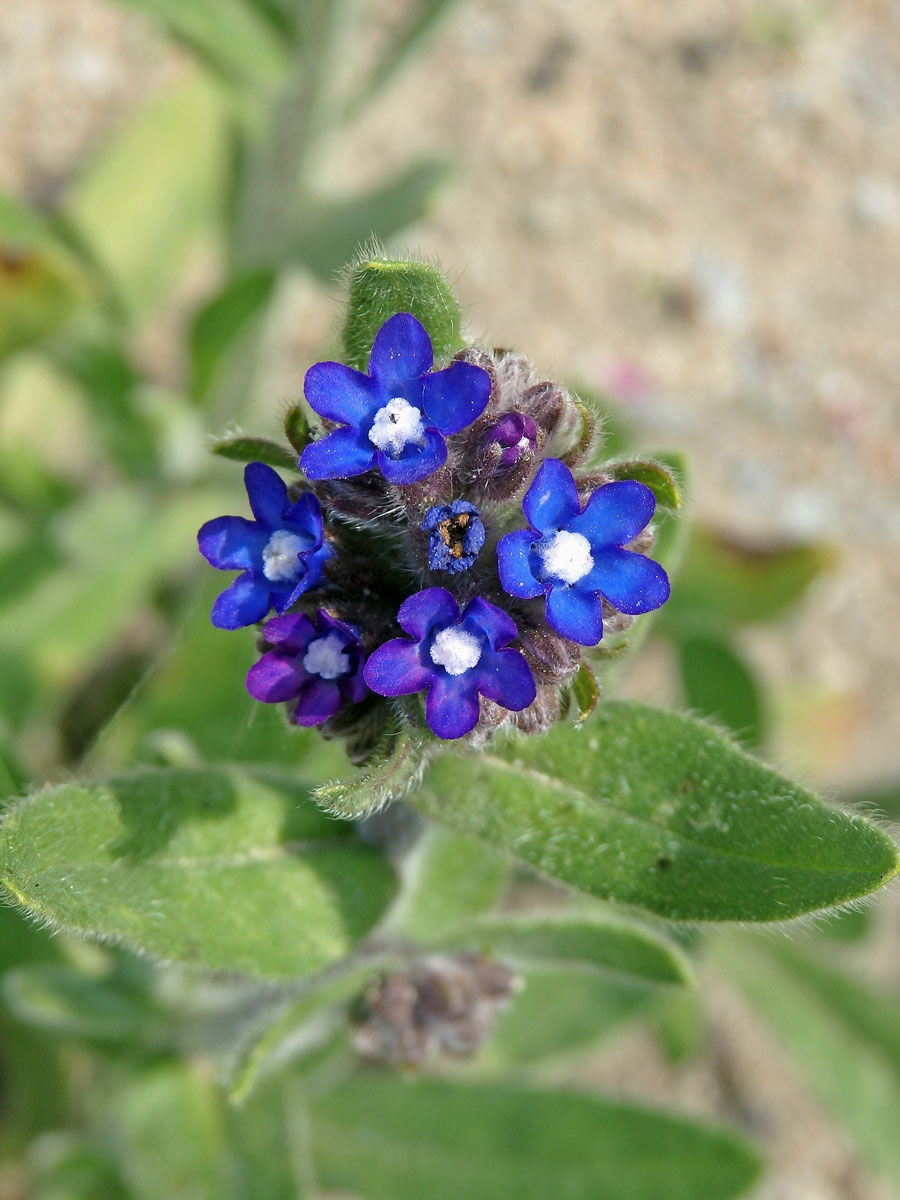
341,258 -> 463,373
212,434 -> 297,471
311,1074 -> 761,1200
607,458 -> 682,510
314,728 -> 434,819
434,911 -> 692,985
0,767 -> 396,978
417,703 -> 898,922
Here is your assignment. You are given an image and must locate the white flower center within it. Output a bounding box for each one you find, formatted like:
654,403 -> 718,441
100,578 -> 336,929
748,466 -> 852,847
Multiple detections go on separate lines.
368,397 -> 426,457
430,627 -> 482,676
540,530 -> 594,586
262,530 -> 305,582
302,632 -> 351,680
516,436 -> 532,450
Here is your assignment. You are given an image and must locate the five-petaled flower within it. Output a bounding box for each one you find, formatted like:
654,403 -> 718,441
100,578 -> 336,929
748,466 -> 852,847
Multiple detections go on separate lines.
246,610 -> 367,725
363,588 -> 536,739
299,313 -> 491,485
497,457 -> 670,646
198,463 -> 332,630
421,500 -> 486,574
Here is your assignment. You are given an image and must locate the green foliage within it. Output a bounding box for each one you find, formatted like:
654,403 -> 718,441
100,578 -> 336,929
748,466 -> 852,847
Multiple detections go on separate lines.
662,526 -> 834,629
0,247 -> 82,360
718,939 -> 900,1184
434,911 -> 692,985
189,270 -> 277,402
314,726 -> 434,818
3,963 -> 157,1045
211,434 -> 297,471
677,631 -> 766,748
607,458 -> 683,510
0,766 -> 397,977
341,258 -> 464,372
392,825 -> 509,941
418,703 -> 898,921
310,1074 -> 761,1200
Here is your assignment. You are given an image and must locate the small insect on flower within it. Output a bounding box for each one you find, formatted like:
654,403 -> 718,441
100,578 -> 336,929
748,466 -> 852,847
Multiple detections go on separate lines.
363,588 -> 536,740
421,500 -> 486,574
246,610 -> 367,725
497,457 -> 670,645
197,463 -> 332,629
299,312 -> 491,485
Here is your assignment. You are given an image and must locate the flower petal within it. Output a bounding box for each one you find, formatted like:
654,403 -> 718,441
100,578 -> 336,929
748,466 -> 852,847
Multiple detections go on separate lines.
244,462 -> 288,527
300,427 -> 376,480
246,651 -> 308,703
364,638 -> 432,697
198,516 -> 268,571
421,360 -> 491,436
568,480 -> 657,547
461,596 -> 519,650
283,490 -> 324,541
368,312 -> 433,391
425,674 -> 481,739
283,543 -> 333,608
211,575 -> 272,630
294,678 -> 343,726
521,457 -> 582,534
396,587 -> 459,639
497,530 -> 544,599
260,612 -> 315,654
343,661 -> 370,705
477,648 -> 537,712
304,361 -> 377,425
377,428 -> 447,485
544,586 -> 605,646
586,547 -> 671,615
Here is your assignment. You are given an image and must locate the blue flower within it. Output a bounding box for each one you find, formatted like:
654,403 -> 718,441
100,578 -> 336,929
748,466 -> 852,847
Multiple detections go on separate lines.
246,610 -> 367,726
363,588 -> 536,740
198,462 -> 332,629
496,458 -> 669,646
421,500 -> 486,574
299,313 -> 491,485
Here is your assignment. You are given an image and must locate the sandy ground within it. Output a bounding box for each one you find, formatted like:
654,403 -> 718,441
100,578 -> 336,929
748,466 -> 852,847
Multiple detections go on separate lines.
1,2 -> 900,1197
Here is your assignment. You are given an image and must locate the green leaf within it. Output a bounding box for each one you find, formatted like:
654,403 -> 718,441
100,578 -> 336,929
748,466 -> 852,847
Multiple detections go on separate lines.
286,161 -> 452,281
416,702 -> 899,922
570,660 -> 600,726
212,434 -> 297,471
314,727 -> 434,819
0,246 -> 82,360
607,458 -> 682,510
676,630 -> 766,748
392,825 -> 509,941
434,911 -> 692,985
63,78 -> 227,318
283,403 -> 311,455
108,0 -> 288,86
341,257 -> 463,373
662,526 -> 835,628
718,938 -> 900,1184
311,1074 -> 761,1200
29,1135 -> 129,1200
189,269 -> 277,402
489,964 -> 651,1065
2,964 -> 155,1044
0,766 -> 397,978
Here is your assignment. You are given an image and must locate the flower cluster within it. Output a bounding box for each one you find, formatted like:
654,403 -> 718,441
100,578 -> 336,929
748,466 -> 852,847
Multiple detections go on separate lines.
198,310 -> 670,750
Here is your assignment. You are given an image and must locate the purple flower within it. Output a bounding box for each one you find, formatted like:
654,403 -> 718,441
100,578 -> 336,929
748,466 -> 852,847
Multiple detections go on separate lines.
198,462 -> 332,630
246,610 -> 367,726
479,411 -> 538,469
364,588 -> 536,740
299,313 -> 491,485
421,500 -> 486,574
497,458 -> 670,646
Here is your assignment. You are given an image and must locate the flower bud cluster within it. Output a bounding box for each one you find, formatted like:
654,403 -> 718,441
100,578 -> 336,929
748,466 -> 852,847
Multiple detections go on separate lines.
351,953 -> 520,1067
197,312 -> 671,750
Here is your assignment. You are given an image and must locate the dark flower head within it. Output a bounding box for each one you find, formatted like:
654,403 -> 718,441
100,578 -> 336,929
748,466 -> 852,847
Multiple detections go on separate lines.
299,313 -> 491,486
420,500 -> 486,574
246,610 -> 367,726
363,587 -> 536,740
197,462 -> 332,630
497,457 -> 670,646
479,411 -> 538,469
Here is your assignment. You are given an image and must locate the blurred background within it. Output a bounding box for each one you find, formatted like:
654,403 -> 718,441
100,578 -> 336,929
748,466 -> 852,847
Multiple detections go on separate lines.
0,1 -> 899,1197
